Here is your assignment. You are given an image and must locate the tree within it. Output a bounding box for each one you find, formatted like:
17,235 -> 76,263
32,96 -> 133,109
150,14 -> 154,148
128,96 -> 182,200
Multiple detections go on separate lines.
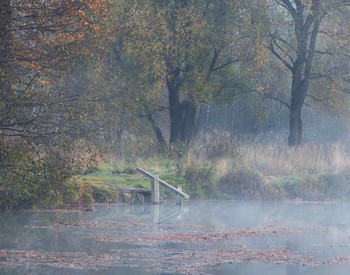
0,0 -> 110,209
112,0 -> 251,144
0,0 -> 108,141
263,0 -> 350,145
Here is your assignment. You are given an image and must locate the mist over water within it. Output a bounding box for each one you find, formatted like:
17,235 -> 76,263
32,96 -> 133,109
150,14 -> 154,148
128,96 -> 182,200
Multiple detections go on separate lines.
1,201 -> 350,274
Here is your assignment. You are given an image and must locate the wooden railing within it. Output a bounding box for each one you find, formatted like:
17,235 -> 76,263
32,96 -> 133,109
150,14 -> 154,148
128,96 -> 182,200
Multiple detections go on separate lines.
136,167 -> 190,204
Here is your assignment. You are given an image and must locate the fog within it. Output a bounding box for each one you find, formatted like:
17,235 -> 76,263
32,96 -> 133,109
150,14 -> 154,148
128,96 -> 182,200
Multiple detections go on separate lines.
185,100 -> 350,145
2,201 -> 350,274
1,1 -> 350,274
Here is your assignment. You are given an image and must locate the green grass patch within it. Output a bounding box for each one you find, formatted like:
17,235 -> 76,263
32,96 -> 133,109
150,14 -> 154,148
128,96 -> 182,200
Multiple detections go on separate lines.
76,171 -> 150,190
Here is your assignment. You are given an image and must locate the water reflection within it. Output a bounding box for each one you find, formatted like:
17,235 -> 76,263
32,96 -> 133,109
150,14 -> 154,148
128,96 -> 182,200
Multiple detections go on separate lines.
1,201 -> 350,274
286,264 -> 300,275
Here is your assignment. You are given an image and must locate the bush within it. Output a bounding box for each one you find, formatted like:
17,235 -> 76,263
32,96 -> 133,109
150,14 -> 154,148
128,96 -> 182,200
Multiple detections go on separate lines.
184,164 -> 218,198
218,169 -> 283,200
92,185 -> 119,203
0,141 -> 83,210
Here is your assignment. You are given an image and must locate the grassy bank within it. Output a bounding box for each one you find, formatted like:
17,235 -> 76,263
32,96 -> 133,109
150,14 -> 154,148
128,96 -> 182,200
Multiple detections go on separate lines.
79,141 -> 350,202
3,140 -> 348,210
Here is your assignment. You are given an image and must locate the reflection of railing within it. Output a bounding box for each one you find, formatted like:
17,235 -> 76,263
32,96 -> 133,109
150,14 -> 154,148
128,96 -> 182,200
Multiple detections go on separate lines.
157,206 -> 189,224
136,167 -> 190,204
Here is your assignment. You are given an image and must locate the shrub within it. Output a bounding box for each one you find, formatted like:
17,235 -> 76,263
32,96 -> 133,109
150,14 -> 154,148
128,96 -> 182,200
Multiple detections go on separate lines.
184,164 -> 218,198
92,185 -> 119,203
218,169 -> 283,200
0,140 -> 81,210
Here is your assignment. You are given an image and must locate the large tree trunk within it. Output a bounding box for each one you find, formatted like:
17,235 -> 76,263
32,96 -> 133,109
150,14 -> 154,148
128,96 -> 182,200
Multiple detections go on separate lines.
0,0 -> 11,52
288,107 -> 302,146
167,74 -> 196,143
181,100 -> 196,143
167,70 -> 185,143
288,62 -> 308,146
0,0 -> 12,85
0,0 -> 11,165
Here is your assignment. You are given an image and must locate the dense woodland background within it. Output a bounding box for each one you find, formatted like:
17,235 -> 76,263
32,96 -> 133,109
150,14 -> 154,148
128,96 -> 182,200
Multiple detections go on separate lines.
1,0 -> 350,209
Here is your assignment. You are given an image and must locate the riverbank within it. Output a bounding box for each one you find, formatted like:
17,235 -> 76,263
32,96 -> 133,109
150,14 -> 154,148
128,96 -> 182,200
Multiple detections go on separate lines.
77,142 -> 350,203
2,141 -> 350,210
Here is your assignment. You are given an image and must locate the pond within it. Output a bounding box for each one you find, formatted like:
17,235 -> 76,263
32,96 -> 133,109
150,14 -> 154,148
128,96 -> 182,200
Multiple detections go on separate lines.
1,201 -> 350,274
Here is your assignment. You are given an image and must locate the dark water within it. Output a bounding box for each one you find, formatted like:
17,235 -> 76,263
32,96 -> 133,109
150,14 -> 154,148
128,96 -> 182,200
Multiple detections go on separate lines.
1,201 -> 350,274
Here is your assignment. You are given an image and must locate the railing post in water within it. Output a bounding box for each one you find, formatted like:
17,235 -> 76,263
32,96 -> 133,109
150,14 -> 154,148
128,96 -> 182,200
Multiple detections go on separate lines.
151,173 -> 160,204
176,186 -> 183,206
152,204 -> 160,224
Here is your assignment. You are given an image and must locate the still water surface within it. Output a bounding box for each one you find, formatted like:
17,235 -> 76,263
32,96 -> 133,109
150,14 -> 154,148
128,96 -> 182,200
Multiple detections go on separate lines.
1,201 -> 350,274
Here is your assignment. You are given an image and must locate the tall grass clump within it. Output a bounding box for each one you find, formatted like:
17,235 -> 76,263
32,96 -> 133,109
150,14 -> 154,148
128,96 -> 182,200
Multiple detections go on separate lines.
219,142 -> 350,200
235,143 -> 350,176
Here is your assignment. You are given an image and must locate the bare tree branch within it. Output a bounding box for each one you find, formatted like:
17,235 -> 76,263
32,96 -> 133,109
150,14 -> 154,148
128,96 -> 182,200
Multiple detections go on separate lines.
268,42 -> 293,71
280,0 -> 296,19
262,91 -> 291,110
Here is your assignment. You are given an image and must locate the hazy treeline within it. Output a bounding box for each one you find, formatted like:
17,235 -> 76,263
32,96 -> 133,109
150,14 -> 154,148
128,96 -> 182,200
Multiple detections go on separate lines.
0,0 -> 350,208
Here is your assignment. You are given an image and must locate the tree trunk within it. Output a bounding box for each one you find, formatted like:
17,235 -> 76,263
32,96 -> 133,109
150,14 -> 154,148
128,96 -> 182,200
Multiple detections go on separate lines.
0,0 -> 11,54
288,64 -> 308,146
288,107 -> 302,146
167,70 -> 184,143
0,0 -> 11,166
269,1 -> 322,146
0,0 -> 11,87
0,0 -> 12,134
146,114 -> 166,144
167,74 -> 197,143
181,100 -> 196,143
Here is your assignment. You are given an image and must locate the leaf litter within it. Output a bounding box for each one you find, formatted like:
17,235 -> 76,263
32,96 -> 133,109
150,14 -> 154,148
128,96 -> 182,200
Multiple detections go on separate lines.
1,218 -> 350,274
